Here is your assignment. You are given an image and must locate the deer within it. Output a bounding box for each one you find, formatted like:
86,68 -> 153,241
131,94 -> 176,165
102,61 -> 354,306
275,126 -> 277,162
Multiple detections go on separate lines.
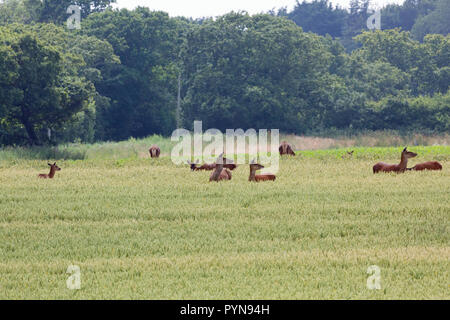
38,162 -> 61,179
408,161 -> 442,171
249,160 -> 276,182
279,141 -> 295,156
149,145 -> 160,158
373,147 -> 417,174
188,158 -> 237,171
209,154 -> 232,182
342,150 -> 354,159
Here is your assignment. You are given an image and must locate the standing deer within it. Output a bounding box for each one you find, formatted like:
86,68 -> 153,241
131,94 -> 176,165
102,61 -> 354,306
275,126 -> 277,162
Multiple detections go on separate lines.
149,145 -> 160,158
373,147 -> 417,174
38,162 -> 61,179
209,154 -> 232,182
249,160 -> 276,182
408,161 -> 442,171
279,141 -> 295,156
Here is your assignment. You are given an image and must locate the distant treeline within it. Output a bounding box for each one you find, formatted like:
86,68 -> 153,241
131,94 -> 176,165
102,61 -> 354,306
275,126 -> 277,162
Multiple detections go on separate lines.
0,0 -> 448,146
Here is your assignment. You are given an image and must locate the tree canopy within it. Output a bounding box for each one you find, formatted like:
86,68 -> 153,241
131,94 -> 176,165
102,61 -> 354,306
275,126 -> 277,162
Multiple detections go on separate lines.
0,0 -> 448,145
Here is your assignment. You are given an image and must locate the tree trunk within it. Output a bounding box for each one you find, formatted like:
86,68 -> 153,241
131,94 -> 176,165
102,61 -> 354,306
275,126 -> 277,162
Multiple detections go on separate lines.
22,118 -> 40,146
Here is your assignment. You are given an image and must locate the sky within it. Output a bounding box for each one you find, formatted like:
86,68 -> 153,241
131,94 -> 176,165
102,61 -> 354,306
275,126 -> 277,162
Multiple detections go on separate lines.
114,0 -> 405,18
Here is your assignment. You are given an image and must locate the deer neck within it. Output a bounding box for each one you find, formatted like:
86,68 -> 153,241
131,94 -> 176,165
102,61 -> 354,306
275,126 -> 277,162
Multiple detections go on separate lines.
249,168 -> 257,181
211,164 -> 224,181
48,167 -> 56,178
398,153 -> 408,170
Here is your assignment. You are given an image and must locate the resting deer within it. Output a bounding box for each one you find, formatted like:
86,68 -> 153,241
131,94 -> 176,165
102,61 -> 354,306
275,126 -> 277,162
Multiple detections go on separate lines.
373,147 -> 417,174
342,151 -> 354,159
249,160 -> 276,182
188,158 -> 236,171
408,161 -> 442,171
209,154 -> 232,182
149,145 -> 160,158
279,141 -> 295,156
38,162 -> 61,179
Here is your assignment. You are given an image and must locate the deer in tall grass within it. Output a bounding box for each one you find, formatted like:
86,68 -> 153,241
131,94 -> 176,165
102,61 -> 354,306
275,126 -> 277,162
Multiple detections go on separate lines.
38,163 -> 61,179
373,147 -> 417,174
188,158 -> 237,171
249,160 -> 276,182
279,141 -> 295,156
342,150 -> 354,159
209,154 -> 232,182
149,145 -> 160,158
408,161 -> 442,171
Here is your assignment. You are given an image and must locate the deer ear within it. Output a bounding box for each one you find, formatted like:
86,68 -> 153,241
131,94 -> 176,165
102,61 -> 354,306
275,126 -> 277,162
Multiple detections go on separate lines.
48,163 -> 51,166
403,147 -> 407,152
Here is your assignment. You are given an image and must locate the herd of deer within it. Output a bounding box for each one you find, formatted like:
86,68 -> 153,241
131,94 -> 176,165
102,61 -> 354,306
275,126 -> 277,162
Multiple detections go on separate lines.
37,143 -> 442,180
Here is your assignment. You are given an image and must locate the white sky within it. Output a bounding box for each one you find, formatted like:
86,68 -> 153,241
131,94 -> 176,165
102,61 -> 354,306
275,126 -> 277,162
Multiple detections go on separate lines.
114,0 -> 405,18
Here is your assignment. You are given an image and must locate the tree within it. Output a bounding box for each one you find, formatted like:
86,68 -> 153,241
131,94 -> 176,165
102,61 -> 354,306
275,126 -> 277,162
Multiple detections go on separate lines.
411,0 -> 450,40
39,0 -> 116,24
82,8 -> 186,140
0,0 -> 116,25
0,0 -> 41,25
182,12 -> 336,132
0,26 -> 94,145
381,0 -> 439,31
287,0 -> 348,38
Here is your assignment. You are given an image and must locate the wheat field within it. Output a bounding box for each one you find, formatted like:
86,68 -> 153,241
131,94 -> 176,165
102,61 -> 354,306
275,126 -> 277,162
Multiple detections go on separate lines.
0,146 -> 449,299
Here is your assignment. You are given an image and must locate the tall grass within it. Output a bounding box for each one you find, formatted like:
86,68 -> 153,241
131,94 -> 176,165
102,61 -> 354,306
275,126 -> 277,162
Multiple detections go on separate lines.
0,148 -> 448,299
0,135 -> 174,161
1,131 -> 449,162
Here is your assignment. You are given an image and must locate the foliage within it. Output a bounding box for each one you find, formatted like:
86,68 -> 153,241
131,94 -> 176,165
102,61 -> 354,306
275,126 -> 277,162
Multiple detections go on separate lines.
0,1 -> 449,146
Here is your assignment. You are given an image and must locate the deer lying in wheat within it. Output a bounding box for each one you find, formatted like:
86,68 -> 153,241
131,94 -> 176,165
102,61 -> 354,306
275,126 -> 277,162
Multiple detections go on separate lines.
38,163 -> 61,179
188,158 -> 237,171
209,154 -> 232,182
373,147 -> 417,174
249,160 -> 276,182
279,141 -> 295,156
408,161 -> 442,171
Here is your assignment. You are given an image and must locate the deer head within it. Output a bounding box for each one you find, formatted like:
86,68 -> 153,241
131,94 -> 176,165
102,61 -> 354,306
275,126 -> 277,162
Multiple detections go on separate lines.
187,159 -> 200,171
250,159 -> 264,171
48,162 -> 61,171
402,147 -> 417,159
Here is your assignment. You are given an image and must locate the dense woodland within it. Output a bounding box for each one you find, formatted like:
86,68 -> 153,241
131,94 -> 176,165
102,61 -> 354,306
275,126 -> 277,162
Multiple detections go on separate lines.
0,0 -> 448,146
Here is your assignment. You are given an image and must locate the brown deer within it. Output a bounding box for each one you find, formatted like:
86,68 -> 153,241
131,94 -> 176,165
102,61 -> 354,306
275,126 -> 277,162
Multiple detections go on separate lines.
249,160 -> 276,182
342,150 -> 354,159
209,154 -> 232,182
149,145 -> 160,158
223,158 -> 237,171
373,147 -> 417,174
38,162 -> 61,179
279,141 -> 295,156
408,161 -> 442,171
188,158 -> 236,171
